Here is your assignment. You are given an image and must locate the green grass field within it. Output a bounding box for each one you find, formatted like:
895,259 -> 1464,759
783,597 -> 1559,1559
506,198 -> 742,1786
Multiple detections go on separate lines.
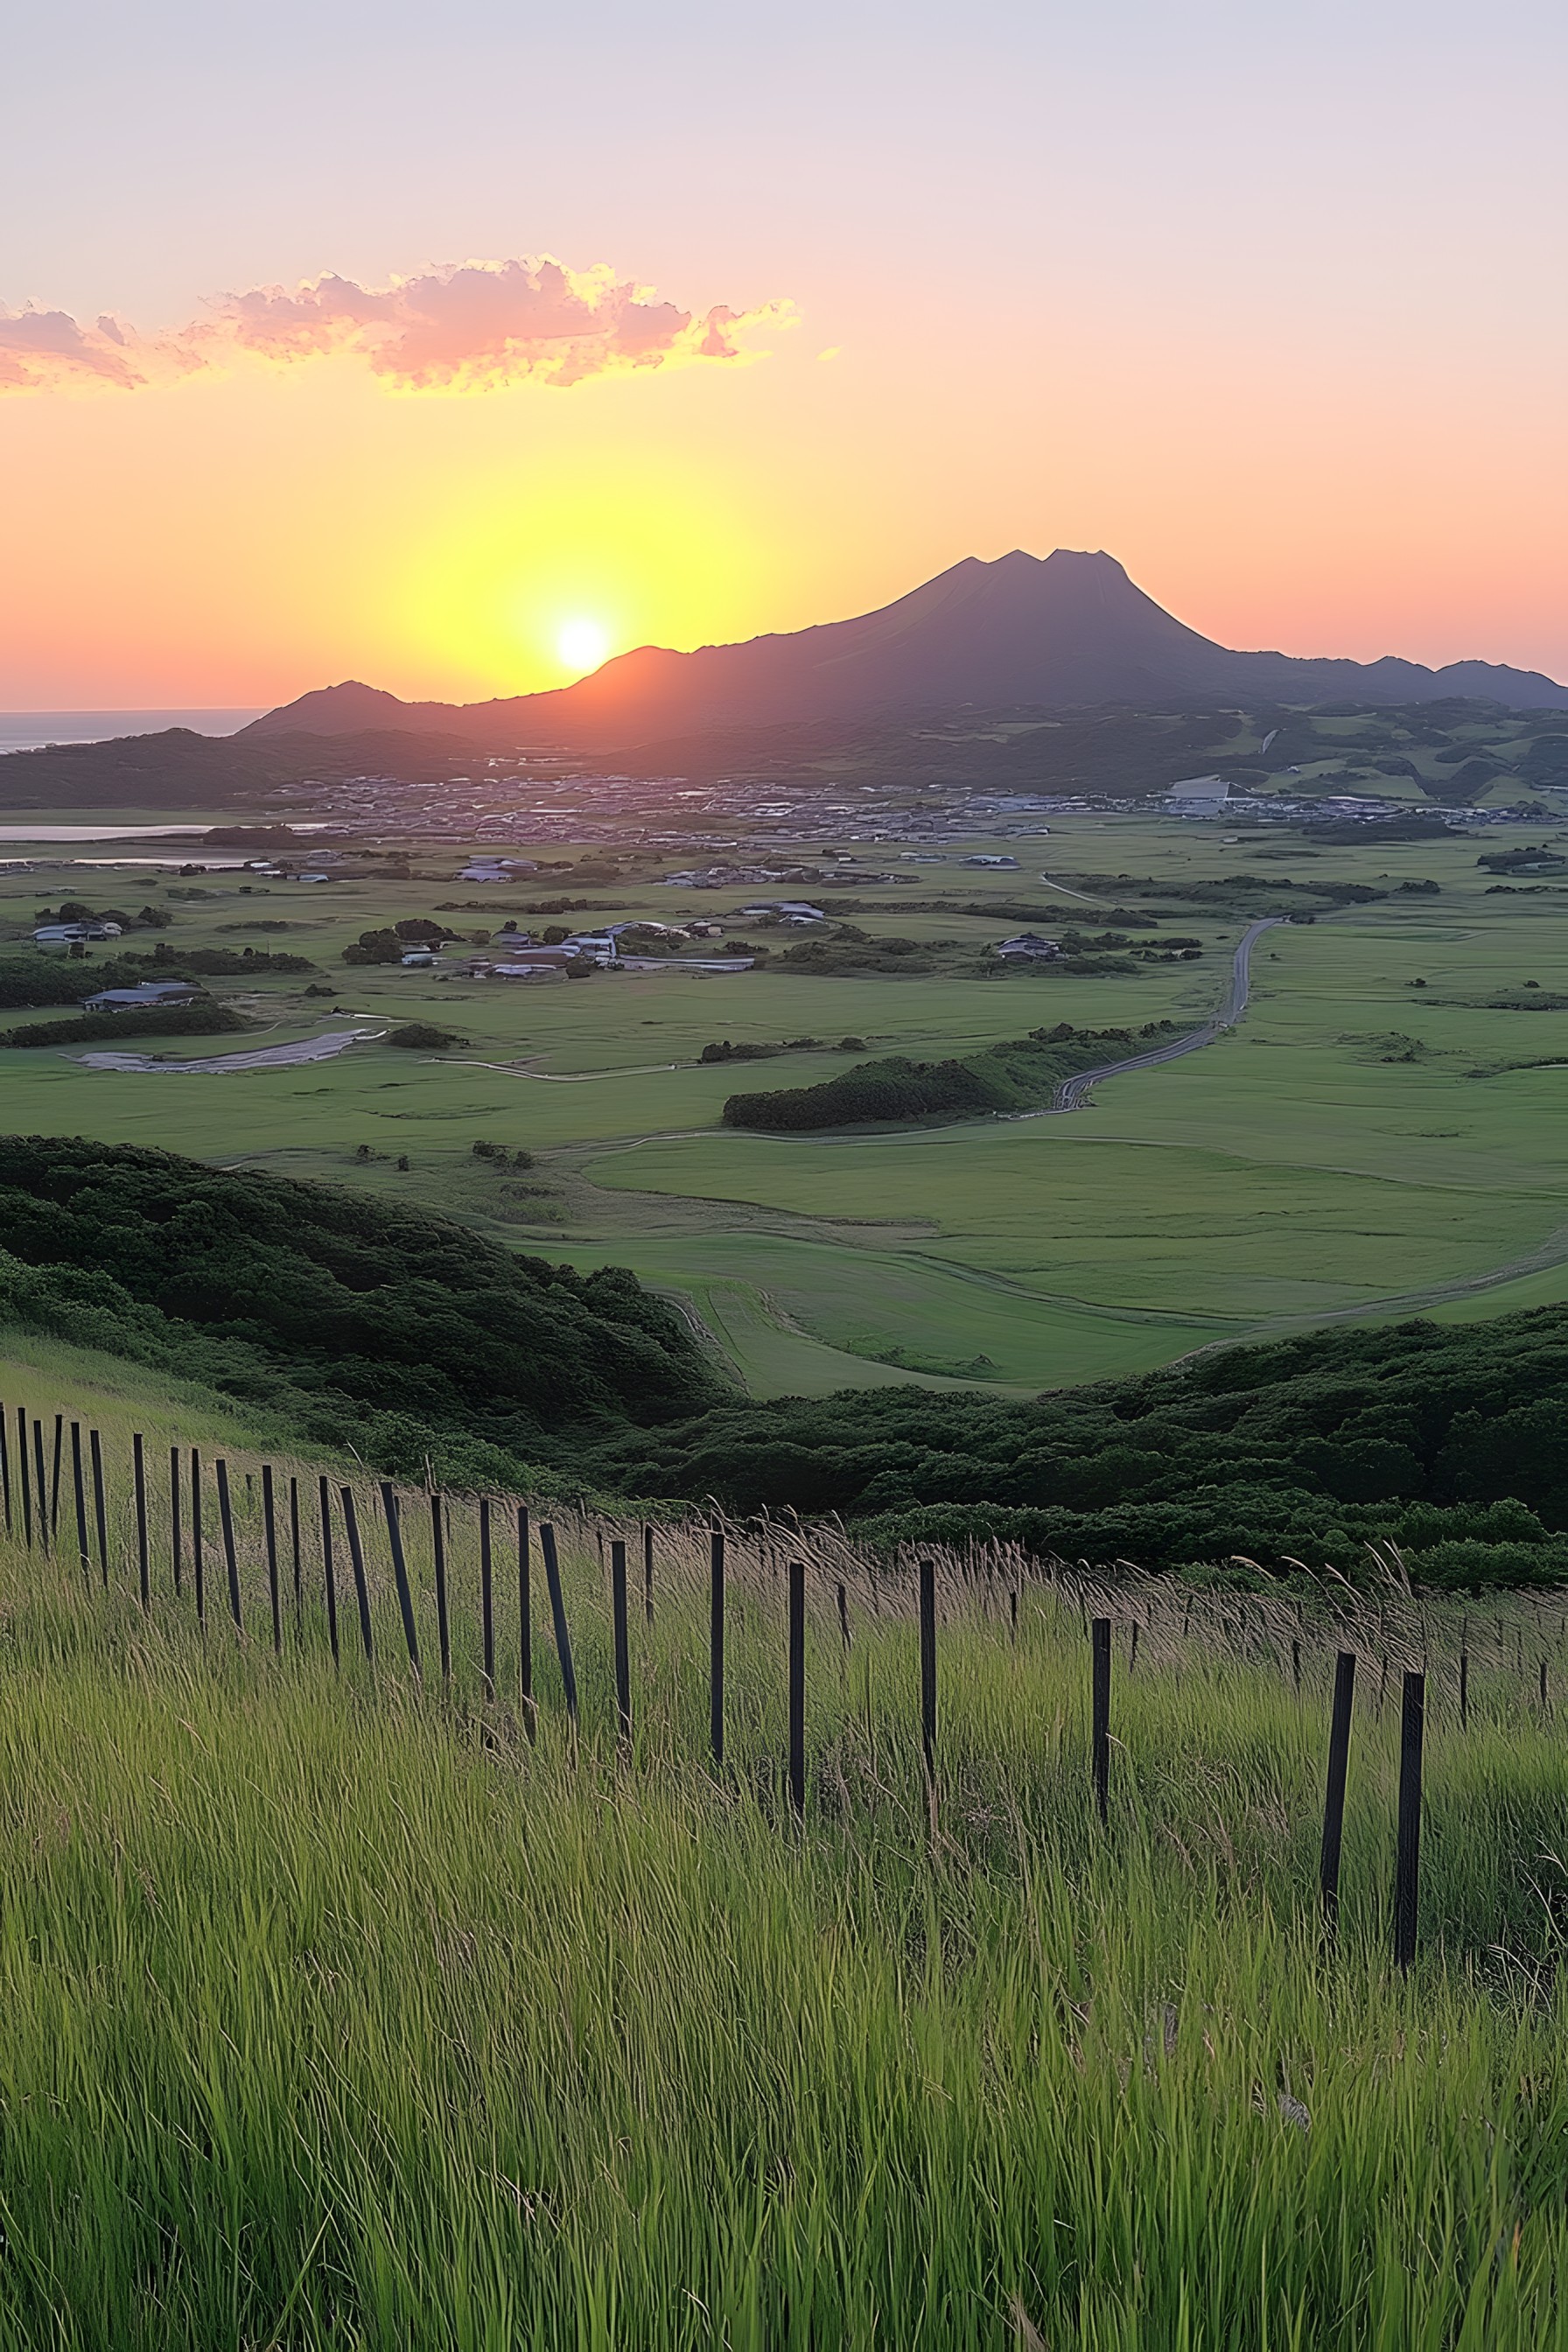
4,812 -> 1567,1393
1,1340 -> 1566,2348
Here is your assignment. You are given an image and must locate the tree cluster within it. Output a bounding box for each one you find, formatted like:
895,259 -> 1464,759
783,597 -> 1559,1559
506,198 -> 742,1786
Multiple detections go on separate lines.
0,1003 -> 249,1049
722,1024 -> 1174,1132
581,1309 -> 1568,1589
0,1140 -> 720,1488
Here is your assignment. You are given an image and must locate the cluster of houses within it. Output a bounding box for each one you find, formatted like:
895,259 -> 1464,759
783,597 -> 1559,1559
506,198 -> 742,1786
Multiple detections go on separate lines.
33,917 -> 123,946
432,918 -> 753,984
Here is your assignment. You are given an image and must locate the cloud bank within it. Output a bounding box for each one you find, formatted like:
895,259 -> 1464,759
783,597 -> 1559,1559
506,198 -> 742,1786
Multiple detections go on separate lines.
0,256 -> 792,394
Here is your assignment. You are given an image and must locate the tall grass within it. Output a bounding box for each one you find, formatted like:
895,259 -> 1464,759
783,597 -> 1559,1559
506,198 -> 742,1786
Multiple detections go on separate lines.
0,1388 -> 1565,2346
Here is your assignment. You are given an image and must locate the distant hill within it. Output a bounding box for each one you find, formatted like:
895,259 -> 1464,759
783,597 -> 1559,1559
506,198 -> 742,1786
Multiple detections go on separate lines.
0,724 -> 480,810
242,550 -> 1568,746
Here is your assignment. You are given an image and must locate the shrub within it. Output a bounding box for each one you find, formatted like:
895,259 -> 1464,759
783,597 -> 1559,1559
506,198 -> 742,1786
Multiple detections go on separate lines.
388,1023 -> 463,1050
341,930 -> 404,966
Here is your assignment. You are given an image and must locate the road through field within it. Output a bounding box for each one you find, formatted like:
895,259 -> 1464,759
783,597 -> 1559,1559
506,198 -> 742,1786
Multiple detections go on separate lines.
1046,917 -> 1284,1112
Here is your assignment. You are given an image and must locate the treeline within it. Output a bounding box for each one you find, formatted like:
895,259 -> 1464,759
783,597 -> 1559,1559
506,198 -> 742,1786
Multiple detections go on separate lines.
0,1004 -> 251,1050
722,1022 -> 1175,1131
698,1035 -> 866,1065
0,944 -> 312,1011
583,1310 -> 1568,1590
1074,872 -> 1388,913
0,1140 -> 719,1490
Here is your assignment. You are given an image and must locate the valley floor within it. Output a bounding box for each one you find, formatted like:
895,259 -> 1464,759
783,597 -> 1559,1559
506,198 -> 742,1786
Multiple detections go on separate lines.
4,810 -> 1567,1393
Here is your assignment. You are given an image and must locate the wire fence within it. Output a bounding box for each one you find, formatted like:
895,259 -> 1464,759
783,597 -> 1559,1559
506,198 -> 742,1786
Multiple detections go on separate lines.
5,1390 -> 1568,1972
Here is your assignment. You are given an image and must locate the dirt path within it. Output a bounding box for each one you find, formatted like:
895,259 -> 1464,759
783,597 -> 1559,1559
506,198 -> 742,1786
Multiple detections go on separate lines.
1045,917 -> 1284,1112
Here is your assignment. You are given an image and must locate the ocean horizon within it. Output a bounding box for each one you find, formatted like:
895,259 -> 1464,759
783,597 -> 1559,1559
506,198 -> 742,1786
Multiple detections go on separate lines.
0,709 -> 264,756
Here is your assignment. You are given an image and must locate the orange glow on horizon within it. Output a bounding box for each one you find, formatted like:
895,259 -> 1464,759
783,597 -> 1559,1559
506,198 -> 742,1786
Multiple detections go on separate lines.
2,318 -> 1567,706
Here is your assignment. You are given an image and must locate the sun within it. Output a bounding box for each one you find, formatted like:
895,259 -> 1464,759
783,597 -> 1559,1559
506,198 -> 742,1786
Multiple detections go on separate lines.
556,616 -> 611,676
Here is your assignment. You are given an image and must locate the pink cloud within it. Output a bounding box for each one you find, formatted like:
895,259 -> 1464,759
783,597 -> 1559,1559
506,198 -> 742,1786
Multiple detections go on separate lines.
0,305 -> 147,390
0,256 -> 794,395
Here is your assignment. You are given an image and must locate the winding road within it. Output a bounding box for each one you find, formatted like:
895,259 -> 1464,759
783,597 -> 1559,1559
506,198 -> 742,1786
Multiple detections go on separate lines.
1046,917 -> 1285,1112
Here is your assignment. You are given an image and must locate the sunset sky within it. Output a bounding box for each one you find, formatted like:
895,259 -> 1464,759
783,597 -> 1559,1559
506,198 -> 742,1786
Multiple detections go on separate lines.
5,0 -> 1566,706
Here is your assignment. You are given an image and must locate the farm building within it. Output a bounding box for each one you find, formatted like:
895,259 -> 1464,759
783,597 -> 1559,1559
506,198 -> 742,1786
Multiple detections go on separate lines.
1163,776 -> 1229,814
80,980 -> 201,1012
34,920 -> 123,944
458,857 -> 538,883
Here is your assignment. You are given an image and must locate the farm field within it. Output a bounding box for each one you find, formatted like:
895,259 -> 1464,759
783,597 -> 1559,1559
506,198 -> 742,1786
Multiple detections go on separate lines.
0,1345 -> 1566,2349
3,812 -> 1567,1392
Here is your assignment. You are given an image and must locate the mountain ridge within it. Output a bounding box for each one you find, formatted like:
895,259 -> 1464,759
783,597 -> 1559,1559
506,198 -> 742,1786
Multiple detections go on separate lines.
242,549 -> 1568,744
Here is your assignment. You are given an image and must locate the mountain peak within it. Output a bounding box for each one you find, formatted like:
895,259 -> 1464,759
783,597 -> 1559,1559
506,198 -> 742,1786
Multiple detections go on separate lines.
240,548 -> 1568,742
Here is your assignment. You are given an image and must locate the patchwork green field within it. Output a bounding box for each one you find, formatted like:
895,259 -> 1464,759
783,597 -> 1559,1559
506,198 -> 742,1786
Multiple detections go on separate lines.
4,810 -> 1567,1394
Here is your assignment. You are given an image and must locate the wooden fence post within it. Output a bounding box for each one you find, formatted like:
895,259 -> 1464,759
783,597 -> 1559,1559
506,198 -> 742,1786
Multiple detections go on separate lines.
836,1579 -> 850,1653
479,1497 -> 495,1697
215,1459 -> 242,1631
132,1434 -> 150,1610
522,1505 -> 540,1731
537,1522 -> 578,1728
381,1483 -> 421,1679
49,1413 -> 63,1539
262,1466 -> 282,1654
88,1429 -> 109,1587
429,1491 -> 451,1684
318,1475 -> 340,1666
1320,1650 -> 1356,1935
611,1537 -> 631,1746
1394,1670 -> 1424,1973
169,1445 -> 183,1595
710,1523 -> 725,1766
71,1424 -> 89,1581
1091,1616 -> 1111,1824
788,1558 -> 806,1817
517,1505 -> 534,1731
919,1558 -> 937,1783
289,1476 -> 303,1630
340,1487 -> 374,1662
190,1448 -> 205,1626
17,1408 -> 33,1551
31,1421 -> 51,1560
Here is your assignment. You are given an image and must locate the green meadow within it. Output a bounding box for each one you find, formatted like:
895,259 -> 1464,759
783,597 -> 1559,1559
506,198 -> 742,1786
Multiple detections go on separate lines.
1,1334 -> 1567,2349
3,812 -> 1567,1392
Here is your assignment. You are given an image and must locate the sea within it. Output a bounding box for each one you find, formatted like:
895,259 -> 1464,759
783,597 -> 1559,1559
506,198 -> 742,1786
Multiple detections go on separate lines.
0,709 -> 264,756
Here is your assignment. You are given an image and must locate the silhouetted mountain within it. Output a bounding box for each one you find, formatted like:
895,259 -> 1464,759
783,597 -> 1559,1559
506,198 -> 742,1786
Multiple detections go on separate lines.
242,550 -> 1568,744
0,725 -> 478,810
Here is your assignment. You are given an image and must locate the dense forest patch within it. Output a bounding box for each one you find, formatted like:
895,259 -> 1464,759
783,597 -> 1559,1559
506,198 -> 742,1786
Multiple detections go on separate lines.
584,1312 -> 1568,1587
0,1004 -> 251,1050
0,1139 -> 718,1486
722,1022 -> 1179,1130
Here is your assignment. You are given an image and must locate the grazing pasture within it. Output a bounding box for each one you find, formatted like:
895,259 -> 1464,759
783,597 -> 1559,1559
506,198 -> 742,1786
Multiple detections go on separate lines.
0,1353 -> 1565,2348
2,812 -> 1566,1390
